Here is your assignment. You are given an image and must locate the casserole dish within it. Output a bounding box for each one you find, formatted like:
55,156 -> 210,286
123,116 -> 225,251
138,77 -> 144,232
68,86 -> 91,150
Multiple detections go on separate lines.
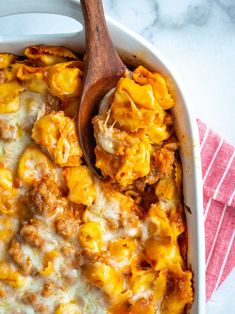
0,0 -> 205,313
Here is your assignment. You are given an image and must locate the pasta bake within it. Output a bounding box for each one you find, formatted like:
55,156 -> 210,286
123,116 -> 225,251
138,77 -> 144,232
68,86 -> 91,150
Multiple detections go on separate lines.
0,46 -> 193,313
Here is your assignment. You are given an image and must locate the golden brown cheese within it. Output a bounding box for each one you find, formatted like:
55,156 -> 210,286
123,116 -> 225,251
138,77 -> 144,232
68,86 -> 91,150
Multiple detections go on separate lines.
32,111 -> 82,167
133,65 -> 174,110
24,45 -> 78,65
111,77 -> 157,132
0,80 -> 24,113
16,64 -> 48,94
0,46 -> 193,314
18,144 -> 56,185
64,166 -> 97,206
47,61 -> 83,99
0,53 -> 17,70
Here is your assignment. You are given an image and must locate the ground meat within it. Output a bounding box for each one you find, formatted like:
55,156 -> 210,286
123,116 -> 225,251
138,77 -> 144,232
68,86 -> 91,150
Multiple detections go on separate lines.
164,111 -> 174,126
0,70 -> 5,83
22,292 -> 48,313
55,215 -> 79,238
133,179 -> 147,192
20,219 -> 45,248
22,292 -> 37,304
61,245 -> 76,257
13,177 -> 23,188
41,280 -> 56,297
9,310 -> 24,314
68,202 -> 86,221
44,92 -> 61,113
140,185 -> 158,212
72,251 -> 85,268
54,202 -> 84,238
60,266 -> 78,285
0,119 -> 17,142
152,146 -> 175,178
28,176 -> 61,215
34,303 -> 49,313
9,239 -> 33,275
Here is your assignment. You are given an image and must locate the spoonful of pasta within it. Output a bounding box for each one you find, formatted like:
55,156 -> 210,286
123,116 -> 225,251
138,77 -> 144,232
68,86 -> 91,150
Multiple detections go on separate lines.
77,0 -> 126,176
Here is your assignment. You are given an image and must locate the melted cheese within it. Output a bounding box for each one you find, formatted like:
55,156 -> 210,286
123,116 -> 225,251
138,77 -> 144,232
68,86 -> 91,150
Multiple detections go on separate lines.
0,54 -> 193,314
0,91 -> 45,170
85,182 -> 120,224
0,91 -> 107,314
97,125 -> 115,154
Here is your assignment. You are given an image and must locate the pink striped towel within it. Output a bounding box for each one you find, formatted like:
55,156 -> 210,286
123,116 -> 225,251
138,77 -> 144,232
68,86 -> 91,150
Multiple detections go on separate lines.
197,119 -> 235,301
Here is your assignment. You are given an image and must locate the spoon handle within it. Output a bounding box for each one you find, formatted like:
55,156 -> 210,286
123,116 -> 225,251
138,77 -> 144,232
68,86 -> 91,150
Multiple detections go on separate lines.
80,0 -> 125,77
78,0 -> 126,176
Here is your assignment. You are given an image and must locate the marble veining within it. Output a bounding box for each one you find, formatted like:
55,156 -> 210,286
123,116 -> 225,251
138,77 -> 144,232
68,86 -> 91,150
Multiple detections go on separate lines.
104,0 -> 235,35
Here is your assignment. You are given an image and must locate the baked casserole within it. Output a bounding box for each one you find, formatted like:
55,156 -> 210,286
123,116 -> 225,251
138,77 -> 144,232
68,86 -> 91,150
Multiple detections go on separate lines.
0,46 -> 193,313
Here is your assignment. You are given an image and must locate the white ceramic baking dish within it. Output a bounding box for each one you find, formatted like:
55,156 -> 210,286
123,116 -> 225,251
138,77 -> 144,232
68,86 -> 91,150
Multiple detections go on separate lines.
0,0 -> 205,313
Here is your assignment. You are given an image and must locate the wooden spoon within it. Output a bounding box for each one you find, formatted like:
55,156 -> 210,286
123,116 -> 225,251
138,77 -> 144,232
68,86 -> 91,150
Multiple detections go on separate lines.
78,0 -> 126,176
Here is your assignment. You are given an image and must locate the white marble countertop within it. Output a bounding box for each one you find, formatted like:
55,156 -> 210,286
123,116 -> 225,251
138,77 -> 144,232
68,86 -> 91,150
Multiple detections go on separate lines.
0,0 -> 234,312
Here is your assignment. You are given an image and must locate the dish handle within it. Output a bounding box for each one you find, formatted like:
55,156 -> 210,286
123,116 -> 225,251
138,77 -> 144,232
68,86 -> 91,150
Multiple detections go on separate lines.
0,0 -> 84,24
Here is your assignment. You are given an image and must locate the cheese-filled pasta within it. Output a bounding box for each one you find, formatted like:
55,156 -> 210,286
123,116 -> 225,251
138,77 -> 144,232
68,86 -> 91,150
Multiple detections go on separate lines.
0,45 -> 193,314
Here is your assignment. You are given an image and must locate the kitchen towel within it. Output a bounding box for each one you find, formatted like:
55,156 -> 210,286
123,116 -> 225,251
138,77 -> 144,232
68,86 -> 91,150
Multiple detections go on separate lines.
197,119 -> 235,301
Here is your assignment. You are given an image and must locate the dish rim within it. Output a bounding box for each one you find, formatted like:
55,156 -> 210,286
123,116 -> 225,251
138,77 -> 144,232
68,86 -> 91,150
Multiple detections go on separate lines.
0,1 -> 206,313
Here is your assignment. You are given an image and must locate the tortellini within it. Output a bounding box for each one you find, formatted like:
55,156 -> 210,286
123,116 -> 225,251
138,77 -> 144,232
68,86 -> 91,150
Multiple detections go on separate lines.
0,261 -> 26,288
94,66 -> 174,186
18,145 -> 56,185
0,53 -> 17,69
0,47 -> 193,313
64,166 -> 96,206
78,221 -> 104,251
109,298 -> 155,314
55,303 -> 81,314
130,269 -> 158,296
0,168 -> 13,189
108,238 -> 136,270
24,45 -> 78,65
47,61 -> 83,99
160,265 -> 193,314
147,203 -> 174,238
108,238 -> 136,262
144,203 -> 183,271
32,111 -> 82,167
83,262 -> 125,299
0,168 -> 19,215
155,177 -> 176,201
133,65 -> 174,110
0,216 -> 15,241
144,236 -> 182,271
95,131 -> 152,187
115,137 -> 151,187
111,77 -> 157,132
0,80 -> 24,113
146,120 -> 170,144
17,64 -> 48,94
0,190 -> 19,215
1,63 -> 20,82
